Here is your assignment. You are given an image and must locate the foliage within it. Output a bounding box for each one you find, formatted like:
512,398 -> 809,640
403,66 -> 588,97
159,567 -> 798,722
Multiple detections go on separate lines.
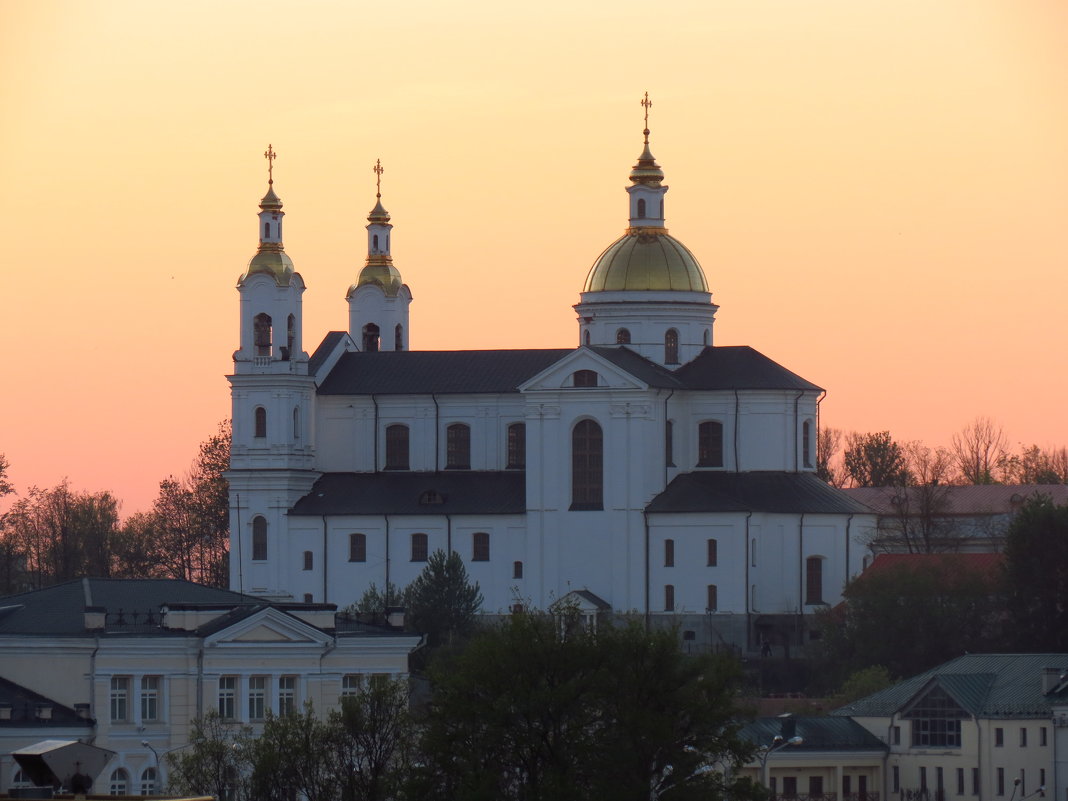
413,612 -> 762,801
0,453 -> 13,499
816,427 -> 845,487
332,677 -> 414,801
843,431 -> 910,488
951,416 -> 1009,484
246,706 -> 338,801
405,549 -> 483,648
876,442 -> 955,553
1003,445 -> 1068,484
1002,495 -> 1068,651
828,666 -> 894,708
347,581 -> 404,625
166,710 -> 250,801
813,556 -> 1003,686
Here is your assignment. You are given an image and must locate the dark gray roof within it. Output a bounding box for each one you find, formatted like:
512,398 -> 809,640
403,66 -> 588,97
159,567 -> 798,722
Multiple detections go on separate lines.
314,344 -> 821,396
317,349 -> 573,395
309,330 -> 349,376
0,677 -> 92,728
833,654 -> 1068,719
739,717 -> 888,752
0,579 -> 260,637
675,346 -> 822,391
646,472 -> 872,514
290,471 -> 526,516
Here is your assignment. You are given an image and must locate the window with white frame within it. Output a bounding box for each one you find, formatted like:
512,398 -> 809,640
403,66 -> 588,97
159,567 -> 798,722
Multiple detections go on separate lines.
218,676 -> 237,719
110,676 -> 130,722
248,676 -> 267,720
141,675 -> 161,722
341,674 -> 363,698
140,767 -> 158,796
109,769 -> 129,796
278,676 -> 296,716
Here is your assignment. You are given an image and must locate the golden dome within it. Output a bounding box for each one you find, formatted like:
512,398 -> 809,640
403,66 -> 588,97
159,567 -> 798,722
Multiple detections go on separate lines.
348,260 -> 403,298
629,142 -> 665,186
241,248 -> 295,286
368,198 -> 390,224
583,230 -> 708,292
259,185 -> 283,211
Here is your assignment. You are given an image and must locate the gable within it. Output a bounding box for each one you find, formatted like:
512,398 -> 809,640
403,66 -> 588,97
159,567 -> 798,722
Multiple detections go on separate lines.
204,607 -> 332,647
901,681 -> 973,720
518,347 -> 651,392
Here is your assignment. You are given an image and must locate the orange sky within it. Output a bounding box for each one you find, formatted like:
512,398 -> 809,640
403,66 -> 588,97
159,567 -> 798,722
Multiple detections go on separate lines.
2,0 -> 1066,515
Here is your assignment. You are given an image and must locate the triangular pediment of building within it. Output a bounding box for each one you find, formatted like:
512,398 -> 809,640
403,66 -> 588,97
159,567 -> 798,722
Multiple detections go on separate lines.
518,348 -> 649,392
205,607 -> 332,646
899,677 -> 980,720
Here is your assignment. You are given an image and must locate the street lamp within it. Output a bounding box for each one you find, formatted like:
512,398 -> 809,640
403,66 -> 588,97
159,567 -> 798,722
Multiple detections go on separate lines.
757,734 -> 804,788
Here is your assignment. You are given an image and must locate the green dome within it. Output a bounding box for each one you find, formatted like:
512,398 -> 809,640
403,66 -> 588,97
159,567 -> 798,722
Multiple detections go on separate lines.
241,249 -> 295,286
583,230 -> 707,292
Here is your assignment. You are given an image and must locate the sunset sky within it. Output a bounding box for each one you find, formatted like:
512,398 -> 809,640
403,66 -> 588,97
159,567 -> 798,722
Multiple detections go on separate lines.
2,0 -> 1066,515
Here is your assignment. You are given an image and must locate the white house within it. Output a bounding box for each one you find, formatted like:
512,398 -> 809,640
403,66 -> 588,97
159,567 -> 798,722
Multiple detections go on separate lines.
226,116 -> 875,654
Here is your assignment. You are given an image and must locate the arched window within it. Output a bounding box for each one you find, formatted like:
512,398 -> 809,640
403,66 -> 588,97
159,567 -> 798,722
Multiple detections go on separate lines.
665,420 -> 674,467
637,198 -> 647,218
254,406 -> 267,438
507,423 -> 525,469
446,423 -> 471,469
665,328 -> 679,364
664,539 -> 674,567
140,767 -> 158,796
252,516 -> 267,561
385,424 -> 409,470
583,330 -> 591,346
254,313 -> 272,357
12,770 -> 30,789
362,323 -> 380,352
303,593 -> 313,603
513,560 -> 523,579
573,369 -> 598,387
703,329 -> 711,346
707,584 -> 718,612
411,533 -> 428,562
395,323 -> 404,351
349,533 -> 366,562
373,233 -> 379,250
616,328 -> 631,344
664,584 -> 675,612
707,538 -> 718,567
806,556 -> 825,604
285,314 -> 295,359
109,769 -> 129,796
802,420 -> 813,468
264,222 -> 271,238
472,532 -> 490,562
302,551 -> 313,571
571,419 -> 603,510
293,407 -> 300,439
698,421 -> 724,467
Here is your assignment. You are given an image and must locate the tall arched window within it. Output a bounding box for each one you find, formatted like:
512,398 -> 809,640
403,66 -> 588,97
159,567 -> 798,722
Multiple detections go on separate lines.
292,407 -> 300,439
252,516 -> 268,561
472,532 -> 490,561
664,539 -> 674,567
373,234 -> 379,251
395,323 -> 404,351
507,423 -> 526,469
616,328 -> 631,344
698,421 -> 724,467
446,423 -> 471,469
583,330 -> 591,346
109,769 -> 129,796
707,538 -> 718,566
802,420 -> 813,468
254,406 -> 267,438
264,222 -> 271,238
254,313 -> 272,357
665,328 -> 679,364
411,533 -> 428,562
665,420 -> 674,467
349,533 -> 367,562
806,556 -> 825,604
637,198 -> 647,218
302,551 -> 313,571
703,329 -> 711,346
707,584 -> 718,612
571,419 -> 603,510
385,424 -> 409,470
285,314 -> 295,359
140,767 -> 158,796
664,584 -> 675,612
513,560 -> 523,579
362,323 -> 380,352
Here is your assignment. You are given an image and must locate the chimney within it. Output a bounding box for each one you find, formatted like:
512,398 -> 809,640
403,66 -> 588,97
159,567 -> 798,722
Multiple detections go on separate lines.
1041,667 -> 1064,695
385,606 -> 405,629
35,704 -> 53,720
75,703 -> 92,720
0,704 -> 12,720
84,606 -> 106,631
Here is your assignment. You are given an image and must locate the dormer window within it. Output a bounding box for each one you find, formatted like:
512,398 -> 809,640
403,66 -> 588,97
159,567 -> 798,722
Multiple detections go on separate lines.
573,370 -> 598,388
616,328 -> 631,344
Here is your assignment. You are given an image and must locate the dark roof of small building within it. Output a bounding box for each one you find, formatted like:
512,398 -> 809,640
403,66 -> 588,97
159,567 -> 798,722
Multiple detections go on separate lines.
0,677 -> 91,728
317,349 -> 573,395
646,471 -> 872,514
313,344 -> 821,396
841,485 -> 1068,516
290,471 -> 526,516
0,579 -> 262,637
739,717 -> 888,752
833,654 -> 1068,719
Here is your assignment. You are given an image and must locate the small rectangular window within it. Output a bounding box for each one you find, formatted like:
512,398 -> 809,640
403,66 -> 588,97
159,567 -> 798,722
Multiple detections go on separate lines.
920,767 -> 928,791
349,533 -> 367,562
1020,727 -> 1027,747
664,584 -> 675,612
809,777 -> 823,797
996,768 -> 1004,797
707,538 -> 718,566
892,767 -> 900,794
140,676 -> 160,722
782,777 -> 797,798
957,768 -> 965,796
664,539 -> 674,567
937,767 -> 944,792
972,768 -> 979,796
110,677 -> 129,722
218,676 -> 236,719
472,532 -> 490,562
513,560 -> 523,579
892,725 -> 901,745
411,533 -> 428,562
341,674 -> 362,698
303,550 -> 313,571
707,584 -> 717,612
995,727 -> 1004,747
1040,726 -> 1048,746
1040,769 -> 1045,788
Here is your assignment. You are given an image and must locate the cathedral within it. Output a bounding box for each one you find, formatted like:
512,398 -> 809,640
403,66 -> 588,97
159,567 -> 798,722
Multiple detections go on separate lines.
227,114 -> 875,653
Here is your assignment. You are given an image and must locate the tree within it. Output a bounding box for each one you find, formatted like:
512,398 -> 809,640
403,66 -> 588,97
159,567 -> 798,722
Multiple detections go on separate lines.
245,706 -> 338,801
0,453 -> 13,499
405,549 -> 483,648
1003,445 -> 1068,485
813,556 -> 1003,684
827,666 -> 893,708
167,710 -> 250,801
346,581 -> 404,626
951,416 -> 1008,484
414,612 -> 761,801
843,431 -> 910,488
1002,495 -> 1068,651
816,427 -> 846,487
876,442 -> 954,553
332,678 -> 414,801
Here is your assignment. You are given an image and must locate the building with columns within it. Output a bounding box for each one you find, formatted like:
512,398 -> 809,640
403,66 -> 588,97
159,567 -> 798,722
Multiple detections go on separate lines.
227,117 -> 875,654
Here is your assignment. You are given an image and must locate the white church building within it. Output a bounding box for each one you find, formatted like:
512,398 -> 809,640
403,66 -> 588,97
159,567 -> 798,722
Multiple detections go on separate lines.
226,121 -> 875,654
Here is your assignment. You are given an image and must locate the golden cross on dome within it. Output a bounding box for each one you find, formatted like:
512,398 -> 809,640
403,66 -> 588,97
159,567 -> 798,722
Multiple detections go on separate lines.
641,92 -> 652,142
264,144 -> 277,184
373,159 -> 384,198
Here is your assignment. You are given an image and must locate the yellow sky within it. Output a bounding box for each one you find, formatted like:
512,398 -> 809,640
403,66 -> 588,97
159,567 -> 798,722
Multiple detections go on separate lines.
2,0 -> 1066,514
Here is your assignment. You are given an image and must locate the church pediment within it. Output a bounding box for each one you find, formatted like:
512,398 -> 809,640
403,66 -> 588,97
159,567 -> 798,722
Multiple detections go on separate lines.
518,348 -> 651,392
204,607 -> 332,647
